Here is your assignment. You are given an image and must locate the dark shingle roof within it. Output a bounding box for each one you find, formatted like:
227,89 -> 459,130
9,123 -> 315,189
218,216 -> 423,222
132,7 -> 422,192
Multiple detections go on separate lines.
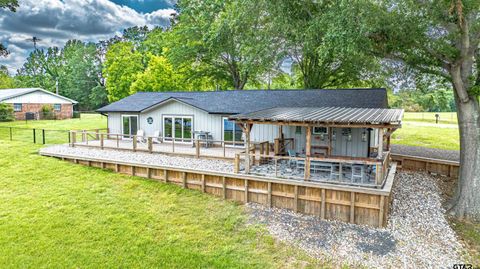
97,88 -> 388,114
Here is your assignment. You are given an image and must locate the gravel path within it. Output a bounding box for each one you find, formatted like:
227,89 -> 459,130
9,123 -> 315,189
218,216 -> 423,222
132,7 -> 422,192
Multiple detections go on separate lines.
246,171 -> 467,268
391,144 -> 459,162
40,145 -> 234,173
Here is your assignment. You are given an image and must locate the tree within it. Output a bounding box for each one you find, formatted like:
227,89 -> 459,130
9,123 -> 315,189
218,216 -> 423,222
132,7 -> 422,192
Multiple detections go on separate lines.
129,55 -> 186,93
266,0 -> 382,89
170,0 -> 280,89
368,0 -> 480,220
103,41 -> 145,101
0,66 -> 15,88
0,0 -> 19,57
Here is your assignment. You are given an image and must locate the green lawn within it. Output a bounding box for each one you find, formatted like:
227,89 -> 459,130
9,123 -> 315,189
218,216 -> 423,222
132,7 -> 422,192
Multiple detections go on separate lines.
392,112 -> 460,151
0,117 -> 321,268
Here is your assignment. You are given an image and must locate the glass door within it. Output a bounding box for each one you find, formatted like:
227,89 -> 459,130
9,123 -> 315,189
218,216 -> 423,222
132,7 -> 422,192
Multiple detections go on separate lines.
223,117 -> 244,147
163,116 -> 193,143
122,115 -> 138,138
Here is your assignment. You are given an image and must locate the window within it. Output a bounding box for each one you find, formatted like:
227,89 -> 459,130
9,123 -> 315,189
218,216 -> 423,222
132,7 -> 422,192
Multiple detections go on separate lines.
53,104 -> 61,111
13,103 -> 22,112
295,126 -> 302,134
223,117 -> 244,147
122,115 -> 138,138
313,127 -> 328,135
163,116 -> 193,143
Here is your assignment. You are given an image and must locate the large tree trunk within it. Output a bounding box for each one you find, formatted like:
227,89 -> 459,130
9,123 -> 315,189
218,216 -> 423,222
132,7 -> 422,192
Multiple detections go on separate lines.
450,83 -> 480,221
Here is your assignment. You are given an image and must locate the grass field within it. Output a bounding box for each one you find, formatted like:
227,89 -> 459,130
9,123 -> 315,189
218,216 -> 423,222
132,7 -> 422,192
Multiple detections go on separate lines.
392,112 -> 460,151
0,118 -> 321,268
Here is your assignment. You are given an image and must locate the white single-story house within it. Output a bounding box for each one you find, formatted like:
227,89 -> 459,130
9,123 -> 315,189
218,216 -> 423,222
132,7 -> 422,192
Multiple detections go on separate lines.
0,88 -> 78,120
97,88 -> 402,159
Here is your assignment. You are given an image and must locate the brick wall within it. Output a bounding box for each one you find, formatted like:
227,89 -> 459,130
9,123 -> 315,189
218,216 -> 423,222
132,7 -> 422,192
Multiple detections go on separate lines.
13,103 -> 74,120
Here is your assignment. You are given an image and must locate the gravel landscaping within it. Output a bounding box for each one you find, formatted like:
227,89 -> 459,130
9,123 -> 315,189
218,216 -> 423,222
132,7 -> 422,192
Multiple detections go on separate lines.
40,144 -> 235,173
391,144 -> 459,162
246,171 -> 467,268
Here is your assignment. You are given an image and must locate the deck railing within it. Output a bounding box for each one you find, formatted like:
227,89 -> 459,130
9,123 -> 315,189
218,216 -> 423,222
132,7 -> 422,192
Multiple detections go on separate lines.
236,151 -> 391,188
69,130 -> 259,160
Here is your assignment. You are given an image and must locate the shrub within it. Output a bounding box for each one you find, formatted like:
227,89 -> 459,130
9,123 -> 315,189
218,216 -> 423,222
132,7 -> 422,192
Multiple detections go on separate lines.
40,105 -> 55,120
0,103 -> 14,122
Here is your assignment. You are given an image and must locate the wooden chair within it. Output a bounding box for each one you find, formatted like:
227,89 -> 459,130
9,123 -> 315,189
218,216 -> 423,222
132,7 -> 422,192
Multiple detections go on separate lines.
153,130 -> 162,144
287,149 -> 297,167
136,130 -> 146,143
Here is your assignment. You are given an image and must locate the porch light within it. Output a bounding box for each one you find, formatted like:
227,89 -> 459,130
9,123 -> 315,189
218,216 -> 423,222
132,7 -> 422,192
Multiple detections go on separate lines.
347,134 -> 352,141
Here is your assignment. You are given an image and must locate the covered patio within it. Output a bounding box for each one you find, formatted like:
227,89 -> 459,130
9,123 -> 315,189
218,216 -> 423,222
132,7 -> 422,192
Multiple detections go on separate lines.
230,106 -> 403,188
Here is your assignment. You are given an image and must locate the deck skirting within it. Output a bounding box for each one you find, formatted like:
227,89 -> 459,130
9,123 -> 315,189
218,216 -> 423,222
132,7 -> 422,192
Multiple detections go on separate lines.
40,151 -> 396,228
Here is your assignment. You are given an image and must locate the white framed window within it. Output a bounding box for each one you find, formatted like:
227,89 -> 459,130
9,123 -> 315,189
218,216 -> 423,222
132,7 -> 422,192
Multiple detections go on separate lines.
121,115 -> 138,138
163,115 -> 193,143
223,117 -> 244,147
313,126 -> 328,135
53,104 -> 61,111
13,103 -> 22,112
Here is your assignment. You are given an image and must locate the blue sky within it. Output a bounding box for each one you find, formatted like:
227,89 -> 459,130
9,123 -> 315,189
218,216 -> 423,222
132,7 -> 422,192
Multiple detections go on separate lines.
111,0 -> 175,13
0,0 -> 176,74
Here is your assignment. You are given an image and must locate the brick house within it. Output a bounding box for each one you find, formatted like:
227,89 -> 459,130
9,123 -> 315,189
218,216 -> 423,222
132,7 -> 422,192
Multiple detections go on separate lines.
0,88 -> 77,120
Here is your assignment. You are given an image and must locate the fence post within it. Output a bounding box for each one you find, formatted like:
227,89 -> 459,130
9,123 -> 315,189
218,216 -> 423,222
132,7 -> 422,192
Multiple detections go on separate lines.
148,137 -> 153,153
234,154 -> 240,173
68,131 -> 71,144
195,139 -> 200,158
9,127 -> 12,141
71,131 -> 76,147
100,134 -> 104,150
33,128 -> 36,144
42,129 -> 45,144
304,157 -> 311,180
133,135 -> 137,152
95,129 -> 99,140
172,139 -> 175,153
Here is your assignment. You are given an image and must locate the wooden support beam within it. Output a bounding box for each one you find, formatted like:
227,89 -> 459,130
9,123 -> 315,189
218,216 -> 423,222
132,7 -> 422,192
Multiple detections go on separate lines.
379,196 -> 385,227
133,135 -> 137,152
244,124 -> 252,173
294,185 -> 299,213
267,182 -> 272,208
321,189 -> 326,219
164,169 -> 168,182
234,154 -> 240,174
182,172 -> 187,188
100,134 -> 104,150
378,128 -> 384,159
350,192 -> 355,223
222,176 -> 226,199
244,179 -> 249,203
305,126 -> 312,181
148,137 -> 153,153
195,139 -> 200,158
201,174 -> 206,193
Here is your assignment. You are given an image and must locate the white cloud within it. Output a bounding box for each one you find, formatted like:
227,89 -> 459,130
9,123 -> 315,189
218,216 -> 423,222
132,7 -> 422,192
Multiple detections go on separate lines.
0,0 -> 175,74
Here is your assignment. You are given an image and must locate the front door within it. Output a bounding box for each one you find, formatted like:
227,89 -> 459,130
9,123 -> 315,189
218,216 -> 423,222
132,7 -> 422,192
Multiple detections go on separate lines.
223,117 -> 244,147
163,116 -> 193,143
122,115 -> 138,138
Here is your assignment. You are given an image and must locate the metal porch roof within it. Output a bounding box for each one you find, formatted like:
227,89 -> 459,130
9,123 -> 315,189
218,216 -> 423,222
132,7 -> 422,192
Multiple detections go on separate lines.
229,107 -> 404,125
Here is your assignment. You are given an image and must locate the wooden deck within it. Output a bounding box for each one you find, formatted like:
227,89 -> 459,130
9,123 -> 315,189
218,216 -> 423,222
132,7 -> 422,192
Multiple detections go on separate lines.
40,150 -> 396,228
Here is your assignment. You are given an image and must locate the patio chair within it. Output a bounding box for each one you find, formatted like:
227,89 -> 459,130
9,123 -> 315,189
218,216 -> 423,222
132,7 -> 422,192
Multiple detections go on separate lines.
287,150 -> 297,167
136,129 -> 146,143
153,130 -> 162,144
352,165 -> 365,183
330,164 -> 340,180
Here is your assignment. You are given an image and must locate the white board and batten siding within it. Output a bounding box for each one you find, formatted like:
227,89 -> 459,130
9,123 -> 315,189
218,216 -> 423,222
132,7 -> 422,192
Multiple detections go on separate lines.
107,99 -> 380,158
2,91 -> 73,104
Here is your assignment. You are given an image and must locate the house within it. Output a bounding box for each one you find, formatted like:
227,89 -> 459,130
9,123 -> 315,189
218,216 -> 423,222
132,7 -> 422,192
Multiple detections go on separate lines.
97,88 -> 402,158
0,88 -> 78,120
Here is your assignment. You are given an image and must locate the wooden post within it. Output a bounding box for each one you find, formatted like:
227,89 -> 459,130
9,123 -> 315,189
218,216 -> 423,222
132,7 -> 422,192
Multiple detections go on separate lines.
82,130 -> 86,142
223,141 -> 226,158
182,172 -> 187,188
131,166 -> 135,176
201,174 -> 206,193
294,185 -> 299,213
267,182 -> 272,208
375,164 -> 383,186
222,176 -> 226,199
328,127 -> 332,156
101,162 -> 106,169
133,135 -> 137,152
244,179 -> 248,203
42,129 -> 45,144
33,129 -> 36,144
147,167 -> 152,179
100,134 -> 104,150
321,189 -> 326,219
244,124 -> 252,173
115,163 -> 119,172
305,126 -> 312,180
350,192 -> 355,223
116,134 -> 119,148
234,154 -> 240,173
164,169 -> 168,182
379,195 -> 385,227
71,131 -> 76,147
195,139 -> 200,158
378,128 -> 384,159
95,129 -> 99,140
148,137 -> 153,153
172,138 -> 175,153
